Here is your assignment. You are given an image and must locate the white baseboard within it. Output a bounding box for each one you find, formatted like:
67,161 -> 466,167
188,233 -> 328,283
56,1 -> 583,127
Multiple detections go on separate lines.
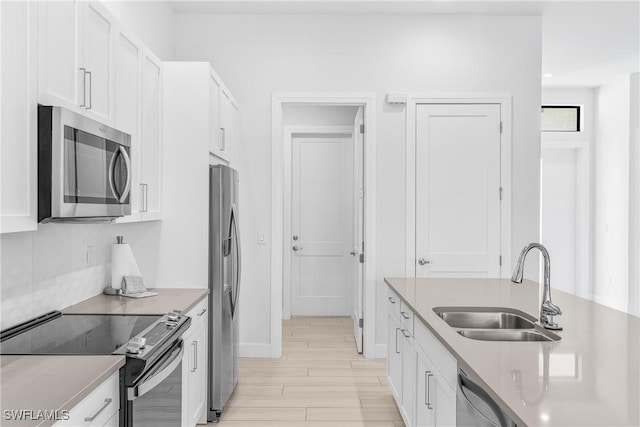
238,343 -> 272,358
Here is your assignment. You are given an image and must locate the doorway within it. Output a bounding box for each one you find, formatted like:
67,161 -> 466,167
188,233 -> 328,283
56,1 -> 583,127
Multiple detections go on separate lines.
271,94 -> 376,358
540,141 -> 591,298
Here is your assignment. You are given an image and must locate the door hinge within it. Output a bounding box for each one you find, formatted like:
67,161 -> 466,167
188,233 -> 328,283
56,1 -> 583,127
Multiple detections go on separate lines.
358,318 -> 364,328
359,124 -> 365,134
499,255 -> 502,266
359,253 -> 364,263
500,122 -> 503,133
499,186 -> 503,201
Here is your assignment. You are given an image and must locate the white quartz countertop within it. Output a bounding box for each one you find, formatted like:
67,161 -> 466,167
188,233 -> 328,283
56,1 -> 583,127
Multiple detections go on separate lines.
384,277 -> 640,427
0,355 -> 124,427
62,288 -> 208,315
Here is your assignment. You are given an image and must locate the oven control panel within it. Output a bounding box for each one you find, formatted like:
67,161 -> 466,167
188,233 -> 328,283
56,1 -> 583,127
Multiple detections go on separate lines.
124,311 -> 187,357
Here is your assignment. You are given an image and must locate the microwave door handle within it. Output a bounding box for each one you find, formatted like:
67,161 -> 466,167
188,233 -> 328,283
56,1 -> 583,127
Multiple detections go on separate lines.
117,146 -> 132,203
458,370 -> 507,427
108,150 -> 120,200
128,341 -> 184,401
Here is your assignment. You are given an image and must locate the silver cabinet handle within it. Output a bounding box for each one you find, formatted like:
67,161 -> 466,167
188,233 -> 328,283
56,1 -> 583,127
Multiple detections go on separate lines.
292,245 -> 303,251
191,341 -> 197,372
401,311 -> 410,320
197,308 -> 207,316
79,68 -> 87,107
220,127 -> 226,151
400,328 -> 410,338
395,328 -> 400,354
84,398 -> 112,422
139,183 -> 148,212
85,70 -> 92,110
388,297 -> 396,304
418,258 -> 432,266
425,371 -> 434,409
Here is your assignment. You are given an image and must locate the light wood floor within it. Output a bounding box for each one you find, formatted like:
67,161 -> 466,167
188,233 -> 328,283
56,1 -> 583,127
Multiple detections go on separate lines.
211,317 -> 404,427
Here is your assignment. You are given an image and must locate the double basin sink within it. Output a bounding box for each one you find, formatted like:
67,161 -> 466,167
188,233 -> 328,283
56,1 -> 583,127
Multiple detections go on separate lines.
433,307 -> 561,342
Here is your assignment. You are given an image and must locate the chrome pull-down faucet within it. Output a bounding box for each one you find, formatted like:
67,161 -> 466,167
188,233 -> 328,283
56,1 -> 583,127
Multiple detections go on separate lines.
511,243 -> 563,330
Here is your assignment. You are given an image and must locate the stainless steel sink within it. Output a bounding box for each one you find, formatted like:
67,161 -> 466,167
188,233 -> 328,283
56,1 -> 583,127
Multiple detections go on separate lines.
457,329 -> 560,342
433,307 -> 537,329
432,306 -> 561,342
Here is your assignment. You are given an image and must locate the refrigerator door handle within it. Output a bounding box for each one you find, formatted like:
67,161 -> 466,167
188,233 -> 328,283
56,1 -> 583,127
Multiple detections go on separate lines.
231,203 -> 241,318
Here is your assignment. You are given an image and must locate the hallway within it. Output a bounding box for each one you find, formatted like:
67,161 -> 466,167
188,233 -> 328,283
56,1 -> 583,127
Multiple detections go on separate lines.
215,317 -> 404,426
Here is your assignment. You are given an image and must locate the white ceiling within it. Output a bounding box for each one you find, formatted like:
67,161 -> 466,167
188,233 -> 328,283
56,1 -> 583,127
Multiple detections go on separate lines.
168,0 -> 640,87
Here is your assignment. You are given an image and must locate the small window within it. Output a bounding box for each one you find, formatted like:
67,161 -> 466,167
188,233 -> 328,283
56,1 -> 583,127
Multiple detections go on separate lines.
541,106 -> 581,132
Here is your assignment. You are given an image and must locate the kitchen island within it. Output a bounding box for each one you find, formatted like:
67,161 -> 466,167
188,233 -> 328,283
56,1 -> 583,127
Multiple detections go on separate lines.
385,277 -> 640,427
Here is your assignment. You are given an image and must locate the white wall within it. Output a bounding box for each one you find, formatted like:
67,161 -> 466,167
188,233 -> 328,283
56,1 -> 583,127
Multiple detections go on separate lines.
593,75 -> 631,312
283,105 -> 358,127
174,13 -> 542,352
102,0 -> 176,60
628,72 -> 640,316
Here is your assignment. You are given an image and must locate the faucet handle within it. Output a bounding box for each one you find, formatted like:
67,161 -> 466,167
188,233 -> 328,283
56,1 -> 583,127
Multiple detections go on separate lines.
543,315 -> 563,331
541,300 -> 562,316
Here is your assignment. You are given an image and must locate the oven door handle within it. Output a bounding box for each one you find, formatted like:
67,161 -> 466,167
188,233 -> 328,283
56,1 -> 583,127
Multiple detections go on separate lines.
128,341 -> 184,401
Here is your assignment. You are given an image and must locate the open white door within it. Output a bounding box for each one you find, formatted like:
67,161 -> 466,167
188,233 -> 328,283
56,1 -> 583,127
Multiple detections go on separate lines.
352,107 -> 365,353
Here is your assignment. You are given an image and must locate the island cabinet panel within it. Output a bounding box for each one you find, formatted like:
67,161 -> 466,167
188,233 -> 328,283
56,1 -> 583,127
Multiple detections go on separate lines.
386,285 -> 457,427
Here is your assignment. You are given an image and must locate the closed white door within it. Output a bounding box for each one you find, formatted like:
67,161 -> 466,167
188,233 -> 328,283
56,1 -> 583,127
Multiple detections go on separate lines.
291,133 -> 353,316
415,104 -> 502,277
352,107 -> 365,353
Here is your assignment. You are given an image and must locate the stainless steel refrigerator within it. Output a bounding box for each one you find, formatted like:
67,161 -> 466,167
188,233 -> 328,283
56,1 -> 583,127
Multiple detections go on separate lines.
208,165 -> 241,422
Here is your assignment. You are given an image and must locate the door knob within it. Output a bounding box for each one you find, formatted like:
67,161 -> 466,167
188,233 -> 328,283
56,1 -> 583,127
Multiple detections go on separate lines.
292,245 -> 302,251
418,258 -> 432,266
350,250 -> 358,256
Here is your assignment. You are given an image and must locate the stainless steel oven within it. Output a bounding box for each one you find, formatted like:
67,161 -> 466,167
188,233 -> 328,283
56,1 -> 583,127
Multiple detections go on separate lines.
38,105 -> 132,222
126,340 -> 184,427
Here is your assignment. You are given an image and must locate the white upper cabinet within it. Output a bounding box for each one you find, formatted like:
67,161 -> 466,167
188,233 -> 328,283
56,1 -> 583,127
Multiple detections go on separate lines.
219,87 -> 240,165
37,1 -> 115,124
0,1 -> 38,234
81,1 -> 113,123
140,51 -> 163,220
209,73 -> 222,158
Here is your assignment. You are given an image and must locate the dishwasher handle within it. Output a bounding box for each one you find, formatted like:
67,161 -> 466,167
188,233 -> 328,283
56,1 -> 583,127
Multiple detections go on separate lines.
458,369 -> 509,427
128,340 -> 184,401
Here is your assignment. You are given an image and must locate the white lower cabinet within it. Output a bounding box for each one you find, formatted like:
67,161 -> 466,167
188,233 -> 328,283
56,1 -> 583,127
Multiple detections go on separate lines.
414,343 -> 457,427
386,287 -> 457,427
182,298 -> 209,426
54,371 -> 119,427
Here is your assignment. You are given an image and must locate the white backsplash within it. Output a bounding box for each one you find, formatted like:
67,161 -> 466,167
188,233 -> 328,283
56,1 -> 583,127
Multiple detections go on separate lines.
0,221 -> 161,330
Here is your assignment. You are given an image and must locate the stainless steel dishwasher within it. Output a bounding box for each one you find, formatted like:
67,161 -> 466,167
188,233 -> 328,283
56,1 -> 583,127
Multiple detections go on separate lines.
457,369 -> 517,427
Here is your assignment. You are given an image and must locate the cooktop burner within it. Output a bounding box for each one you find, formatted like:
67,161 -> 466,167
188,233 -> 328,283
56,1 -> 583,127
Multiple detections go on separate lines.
0,313 -> 161,355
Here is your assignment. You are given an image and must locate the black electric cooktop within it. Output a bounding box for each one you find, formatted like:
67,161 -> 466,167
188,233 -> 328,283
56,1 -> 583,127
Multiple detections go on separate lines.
0,313 -> 161,355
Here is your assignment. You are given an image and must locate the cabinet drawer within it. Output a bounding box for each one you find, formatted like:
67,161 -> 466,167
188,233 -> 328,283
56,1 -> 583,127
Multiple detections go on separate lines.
54,371 -> 119,427
399,301 -> 414,335
184,296 -> 208,335
414,319 -> 457,390
386,287 -> 401,320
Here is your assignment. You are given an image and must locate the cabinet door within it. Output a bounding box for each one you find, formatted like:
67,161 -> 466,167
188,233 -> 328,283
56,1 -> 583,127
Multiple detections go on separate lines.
188,321 -> 207,426
387,314 -> 403,403
37,0 -> 82,111
209,73 -> 221,157
400,329 -> 414,426
114,30 -> 142,221
415,344 -> 457,427
140,50 -> 162,220
219,88 -> 234,161
1,1 -> 37,233
82,1 -> 113,124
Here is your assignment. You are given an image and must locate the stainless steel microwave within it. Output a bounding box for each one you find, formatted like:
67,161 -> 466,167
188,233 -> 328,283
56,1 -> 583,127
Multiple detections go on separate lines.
38,106 -> 132,222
